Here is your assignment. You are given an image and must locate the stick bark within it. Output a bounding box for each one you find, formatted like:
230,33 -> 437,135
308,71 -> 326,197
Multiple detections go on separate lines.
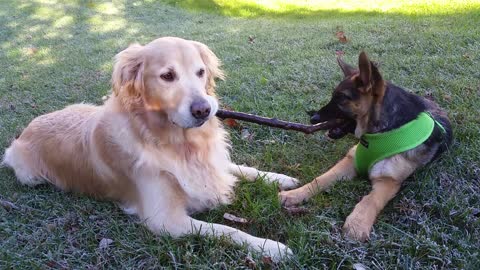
216,109 -> 339,134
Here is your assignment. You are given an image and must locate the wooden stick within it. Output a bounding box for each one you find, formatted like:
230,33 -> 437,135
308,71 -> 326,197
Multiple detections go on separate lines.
216,109 -> 340,134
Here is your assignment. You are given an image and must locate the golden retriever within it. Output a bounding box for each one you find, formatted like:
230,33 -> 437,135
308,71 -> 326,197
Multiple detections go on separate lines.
2,37 -> 298,260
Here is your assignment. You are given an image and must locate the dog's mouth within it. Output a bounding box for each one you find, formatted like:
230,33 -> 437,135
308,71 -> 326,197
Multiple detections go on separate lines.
171,118 -> 208,129
308,111 -> 356,139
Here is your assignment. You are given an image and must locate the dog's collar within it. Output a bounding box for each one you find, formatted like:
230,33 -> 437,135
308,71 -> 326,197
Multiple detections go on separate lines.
354,112 -> 445,175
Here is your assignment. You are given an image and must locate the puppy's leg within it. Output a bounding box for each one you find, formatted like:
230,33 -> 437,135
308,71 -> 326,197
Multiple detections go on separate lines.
279,146 -> 357,206
342,177 -> 400,241
343,154 -> 418,241
229,164 -> 299,190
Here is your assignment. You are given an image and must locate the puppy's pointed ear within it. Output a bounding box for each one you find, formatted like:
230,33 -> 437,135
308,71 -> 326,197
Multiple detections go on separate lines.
111,43 -> 145,97
191,41 -> 225,96
358,51 -> 372,91
337,56 -> 357,77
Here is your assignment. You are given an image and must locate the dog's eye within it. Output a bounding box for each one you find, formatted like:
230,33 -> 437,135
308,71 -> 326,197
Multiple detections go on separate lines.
197,68 -> 205,77
160,72 -> 175,82
336,92 -> 352,101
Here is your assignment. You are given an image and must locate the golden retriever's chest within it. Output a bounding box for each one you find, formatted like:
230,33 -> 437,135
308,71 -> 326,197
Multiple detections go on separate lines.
139,140 -> 237,214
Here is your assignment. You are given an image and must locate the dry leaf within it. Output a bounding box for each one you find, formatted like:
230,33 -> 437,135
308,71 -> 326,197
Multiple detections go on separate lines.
335,31 -> 348,43
244,253 -> 257,269
26,46 -> 38,55
261,256 -> 273,265
248,36 -> 255,44
99,238 -> 113,249
443,94 -> 452,102
223,118 -> 240,128
223,213 -> 249,224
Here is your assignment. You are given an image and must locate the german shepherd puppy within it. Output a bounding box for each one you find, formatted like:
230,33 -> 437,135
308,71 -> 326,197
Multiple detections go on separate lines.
279,52 -> 452,241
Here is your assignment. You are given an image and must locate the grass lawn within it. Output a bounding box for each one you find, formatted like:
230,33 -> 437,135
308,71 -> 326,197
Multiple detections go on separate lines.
1,0 -> 480,268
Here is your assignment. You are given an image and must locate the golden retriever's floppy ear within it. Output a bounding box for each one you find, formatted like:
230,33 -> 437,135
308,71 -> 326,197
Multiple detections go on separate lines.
191,41 -> 225,95
111,43 -> 145,98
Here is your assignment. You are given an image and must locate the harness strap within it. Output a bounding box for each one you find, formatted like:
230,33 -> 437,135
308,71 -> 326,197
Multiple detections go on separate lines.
354,112 -> 441,175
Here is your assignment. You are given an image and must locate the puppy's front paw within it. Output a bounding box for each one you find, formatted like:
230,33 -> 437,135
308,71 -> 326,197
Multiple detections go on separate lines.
278,187 -> 308,207
342,212 -> 373,242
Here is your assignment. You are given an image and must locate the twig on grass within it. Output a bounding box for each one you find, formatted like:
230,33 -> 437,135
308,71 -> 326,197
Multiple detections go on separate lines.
216,109 -> 338,134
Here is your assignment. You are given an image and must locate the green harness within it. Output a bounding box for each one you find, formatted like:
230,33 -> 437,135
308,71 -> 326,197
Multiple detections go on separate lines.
354,112 -> 444,176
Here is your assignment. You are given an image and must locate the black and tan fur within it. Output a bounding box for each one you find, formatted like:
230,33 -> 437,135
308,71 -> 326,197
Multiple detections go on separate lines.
279,52 -> 452,241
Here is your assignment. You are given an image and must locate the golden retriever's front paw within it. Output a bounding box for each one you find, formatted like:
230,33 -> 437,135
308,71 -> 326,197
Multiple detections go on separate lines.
342,213 -> 373,242
264,173 -> 299,190
276,175 -> 300,190
278,188 -> 308,207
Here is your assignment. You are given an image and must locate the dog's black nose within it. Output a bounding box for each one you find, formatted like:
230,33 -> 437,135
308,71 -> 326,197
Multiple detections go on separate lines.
190,100 -> 211,119
310,113 -> 322,124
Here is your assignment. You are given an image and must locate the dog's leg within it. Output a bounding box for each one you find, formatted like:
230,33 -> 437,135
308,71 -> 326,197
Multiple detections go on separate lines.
165,215 -> 292,261
279,146 -> 357,206
136,175 -> 292,261
229,164 -> 299,190
342,177 -> 400,241
343,154 -> 418,241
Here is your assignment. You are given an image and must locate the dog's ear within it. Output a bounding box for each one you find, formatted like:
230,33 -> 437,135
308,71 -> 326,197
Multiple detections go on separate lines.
191,41 -> 225,96
111,43 -> 145,98
337,56 -> 357,77
358,51 -> 373,93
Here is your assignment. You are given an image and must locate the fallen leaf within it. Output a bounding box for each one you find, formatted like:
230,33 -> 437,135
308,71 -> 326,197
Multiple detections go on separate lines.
223,213 -> 249,224
335,31 -> 348,43
26,46 -> 38,55
261,256 -> 273,266
248,36 -> 255,44
245,253 -> 257,269
223,118 -> 240,128
98,238 -> 113,249
443,94 -> 452,102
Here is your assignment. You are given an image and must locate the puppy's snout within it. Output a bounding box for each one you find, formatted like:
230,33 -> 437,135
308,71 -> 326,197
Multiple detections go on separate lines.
190,99 -> 211,120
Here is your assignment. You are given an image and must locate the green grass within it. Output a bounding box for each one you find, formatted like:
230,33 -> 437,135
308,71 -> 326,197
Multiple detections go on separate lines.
1,0 -> 480,268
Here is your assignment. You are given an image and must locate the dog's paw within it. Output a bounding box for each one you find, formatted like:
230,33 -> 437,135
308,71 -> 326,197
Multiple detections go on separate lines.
263,173 -> 300,190
258,239 -> 293,262
342,213 -> 372,242
278,188 -> 307,207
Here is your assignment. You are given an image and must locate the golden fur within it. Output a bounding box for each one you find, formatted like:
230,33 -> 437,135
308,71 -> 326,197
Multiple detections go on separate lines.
2,37 -> 298,260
